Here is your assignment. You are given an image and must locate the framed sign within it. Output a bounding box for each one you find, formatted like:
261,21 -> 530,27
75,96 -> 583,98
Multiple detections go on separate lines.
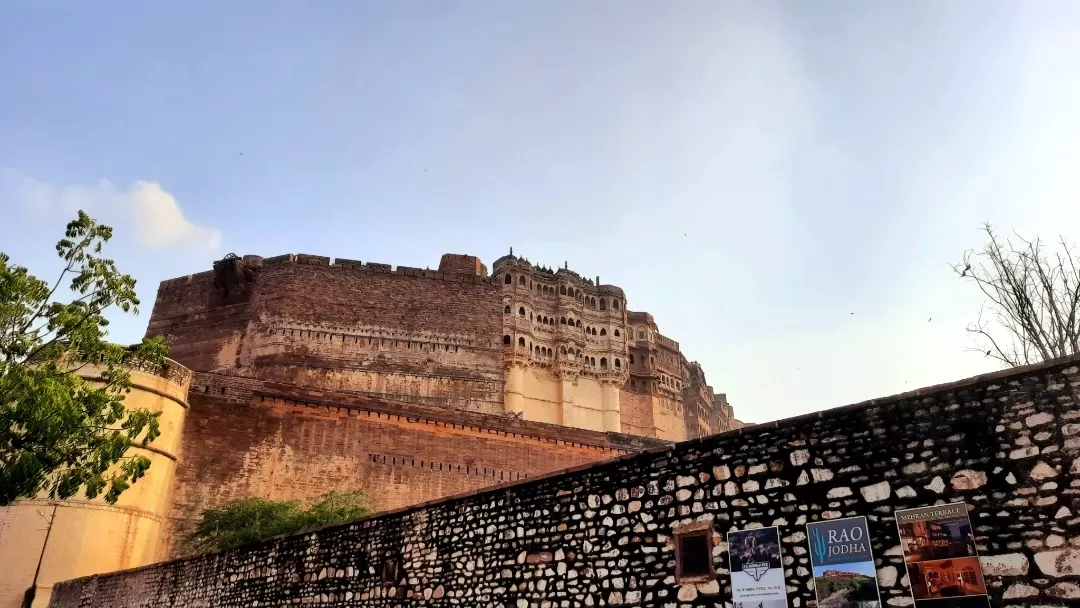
728,526 -> 788,608
895,503 -> 989,608
806,516 -> 882,608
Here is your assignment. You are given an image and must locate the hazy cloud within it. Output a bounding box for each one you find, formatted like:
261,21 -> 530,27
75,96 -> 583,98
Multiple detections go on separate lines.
2,169 -> 222,251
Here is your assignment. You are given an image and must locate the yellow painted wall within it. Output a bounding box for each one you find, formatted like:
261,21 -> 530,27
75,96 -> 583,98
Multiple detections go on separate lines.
652,395 -> 686,442
513,368 -> 612,432
573,378 -> 605,431
519,367 -> 562,425
0,362 -> 189,608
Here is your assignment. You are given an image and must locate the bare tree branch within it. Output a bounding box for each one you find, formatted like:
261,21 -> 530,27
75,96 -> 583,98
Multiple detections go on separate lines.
956,223 -> 1080,367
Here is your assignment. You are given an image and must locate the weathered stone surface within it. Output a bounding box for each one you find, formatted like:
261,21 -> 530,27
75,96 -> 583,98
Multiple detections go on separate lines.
951,469 -> 988,490
860,480 -> 891,502
1003,583 -> 1040,599
1047,582 -> 1080,598
877,566 -> 898,587
1035,549 -> 1080,577
1031,461 -> 1058,479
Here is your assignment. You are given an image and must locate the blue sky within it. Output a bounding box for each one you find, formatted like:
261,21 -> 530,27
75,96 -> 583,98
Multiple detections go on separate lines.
2,1 -> 1079,423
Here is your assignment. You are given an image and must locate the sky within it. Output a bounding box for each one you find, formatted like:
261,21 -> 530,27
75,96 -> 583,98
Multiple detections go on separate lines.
2,1 -> 1079,424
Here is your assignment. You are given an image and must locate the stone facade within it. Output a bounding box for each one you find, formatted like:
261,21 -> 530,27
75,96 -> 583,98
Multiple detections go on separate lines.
49,355 -> 1080,608
147,251 -> 738,441
163,372 -> 665,559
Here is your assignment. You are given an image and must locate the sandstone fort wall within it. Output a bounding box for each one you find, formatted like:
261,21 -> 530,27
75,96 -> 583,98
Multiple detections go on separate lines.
147,254 -> 507,414
164,371 -> 665,559
50,355 -> 1080,608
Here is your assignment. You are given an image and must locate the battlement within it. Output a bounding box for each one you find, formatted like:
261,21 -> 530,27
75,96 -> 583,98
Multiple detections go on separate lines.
654,332 -> 680,352
156,252 -> 495,291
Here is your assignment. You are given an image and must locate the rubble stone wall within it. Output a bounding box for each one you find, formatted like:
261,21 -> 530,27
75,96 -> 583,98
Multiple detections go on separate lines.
50,356 -> 1080,608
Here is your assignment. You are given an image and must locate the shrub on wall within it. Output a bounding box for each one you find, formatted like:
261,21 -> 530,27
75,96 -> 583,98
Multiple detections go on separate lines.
187,490 -> 371,553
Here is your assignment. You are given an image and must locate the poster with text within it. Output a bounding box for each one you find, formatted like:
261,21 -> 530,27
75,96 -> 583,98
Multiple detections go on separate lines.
728,526 -> 788,608
895,503 -> 989,608
806,516 -> 882,608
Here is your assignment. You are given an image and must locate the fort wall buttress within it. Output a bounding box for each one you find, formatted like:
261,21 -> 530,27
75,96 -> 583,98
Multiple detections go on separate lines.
146,255 -> 506,414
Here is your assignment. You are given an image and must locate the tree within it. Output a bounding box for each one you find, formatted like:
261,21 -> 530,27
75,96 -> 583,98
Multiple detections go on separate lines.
0,211 -> 168,506
954,223 -> 1080,367
186,490 -> 371,553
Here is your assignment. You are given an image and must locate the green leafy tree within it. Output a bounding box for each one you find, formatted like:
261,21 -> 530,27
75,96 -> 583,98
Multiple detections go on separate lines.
0,211 -> 168,506
187,490 -> 372,553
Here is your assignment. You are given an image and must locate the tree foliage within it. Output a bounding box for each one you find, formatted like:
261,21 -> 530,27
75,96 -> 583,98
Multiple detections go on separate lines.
0,211 -> 168,506
186,490 -> 372,553
955,223 -> 1080,367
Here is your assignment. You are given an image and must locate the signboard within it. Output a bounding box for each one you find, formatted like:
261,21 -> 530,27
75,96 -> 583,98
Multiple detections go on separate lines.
895,503 -> 989,608
728,526 -> 788,608
806,516 -> 882,608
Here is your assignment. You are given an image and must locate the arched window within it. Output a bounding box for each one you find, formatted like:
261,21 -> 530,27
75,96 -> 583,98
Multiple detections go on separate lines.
576,349 -> 582,357
600,358 -> 608,369
503,335 -> 511,345
576,320 -> 582,328
535,346 -> 541,356
591,357 -> 596,366
560,346 -> 567,354
519,276 -> 526,285
614,329 -> 620,337
600,328 -> 607,336
630,354 -> 635,364
600,299 -> 606,311
560,285 -> 567,295
592,327 -> 598,336
612,299 -> 619,310
504,305 -> 511,314
519,307 -> 526,316
615,358 -> 621,368
518,337 -> 526,347
560,317 -> 567,325
504,274 -> 512,284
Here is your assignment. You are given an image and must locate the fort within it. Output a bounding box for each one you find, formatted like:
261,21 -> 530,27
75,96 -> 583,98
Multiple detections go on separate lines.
149,251 -> 740,441
0,250 -> 737,608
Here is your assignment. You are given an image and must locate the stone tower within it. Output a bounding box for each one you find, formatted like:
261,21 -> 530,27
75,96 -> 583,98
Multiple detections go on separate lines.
0,358 -> 191,608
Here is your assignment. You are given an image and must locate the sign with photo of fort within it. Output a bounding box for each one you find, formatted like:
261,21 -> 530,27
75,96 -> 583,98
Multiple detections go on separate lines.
895,503 -> 989,608
806,516 -> 882,608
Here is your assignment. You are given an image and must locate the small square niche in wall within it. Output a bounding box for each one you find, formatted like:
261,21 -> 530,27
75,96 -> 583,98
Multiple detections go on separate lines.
675,529 -> 715,581
381,559 -> 399,584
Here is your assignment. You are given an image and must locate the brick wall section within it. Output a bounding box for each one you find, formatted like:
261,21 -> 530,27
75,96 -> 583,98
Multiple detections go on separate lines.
53,356 -> 1080,608
145,255 -> 506,412
165,371 -> 666,559
437,254 -> 487,277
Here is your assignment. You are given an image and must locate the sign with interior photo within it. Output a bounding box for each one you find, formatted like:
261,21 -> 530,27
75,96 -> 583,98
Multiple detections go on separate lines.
806,516 -> 882,608
895,503 -> 989,608
728,526 -> 788,608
